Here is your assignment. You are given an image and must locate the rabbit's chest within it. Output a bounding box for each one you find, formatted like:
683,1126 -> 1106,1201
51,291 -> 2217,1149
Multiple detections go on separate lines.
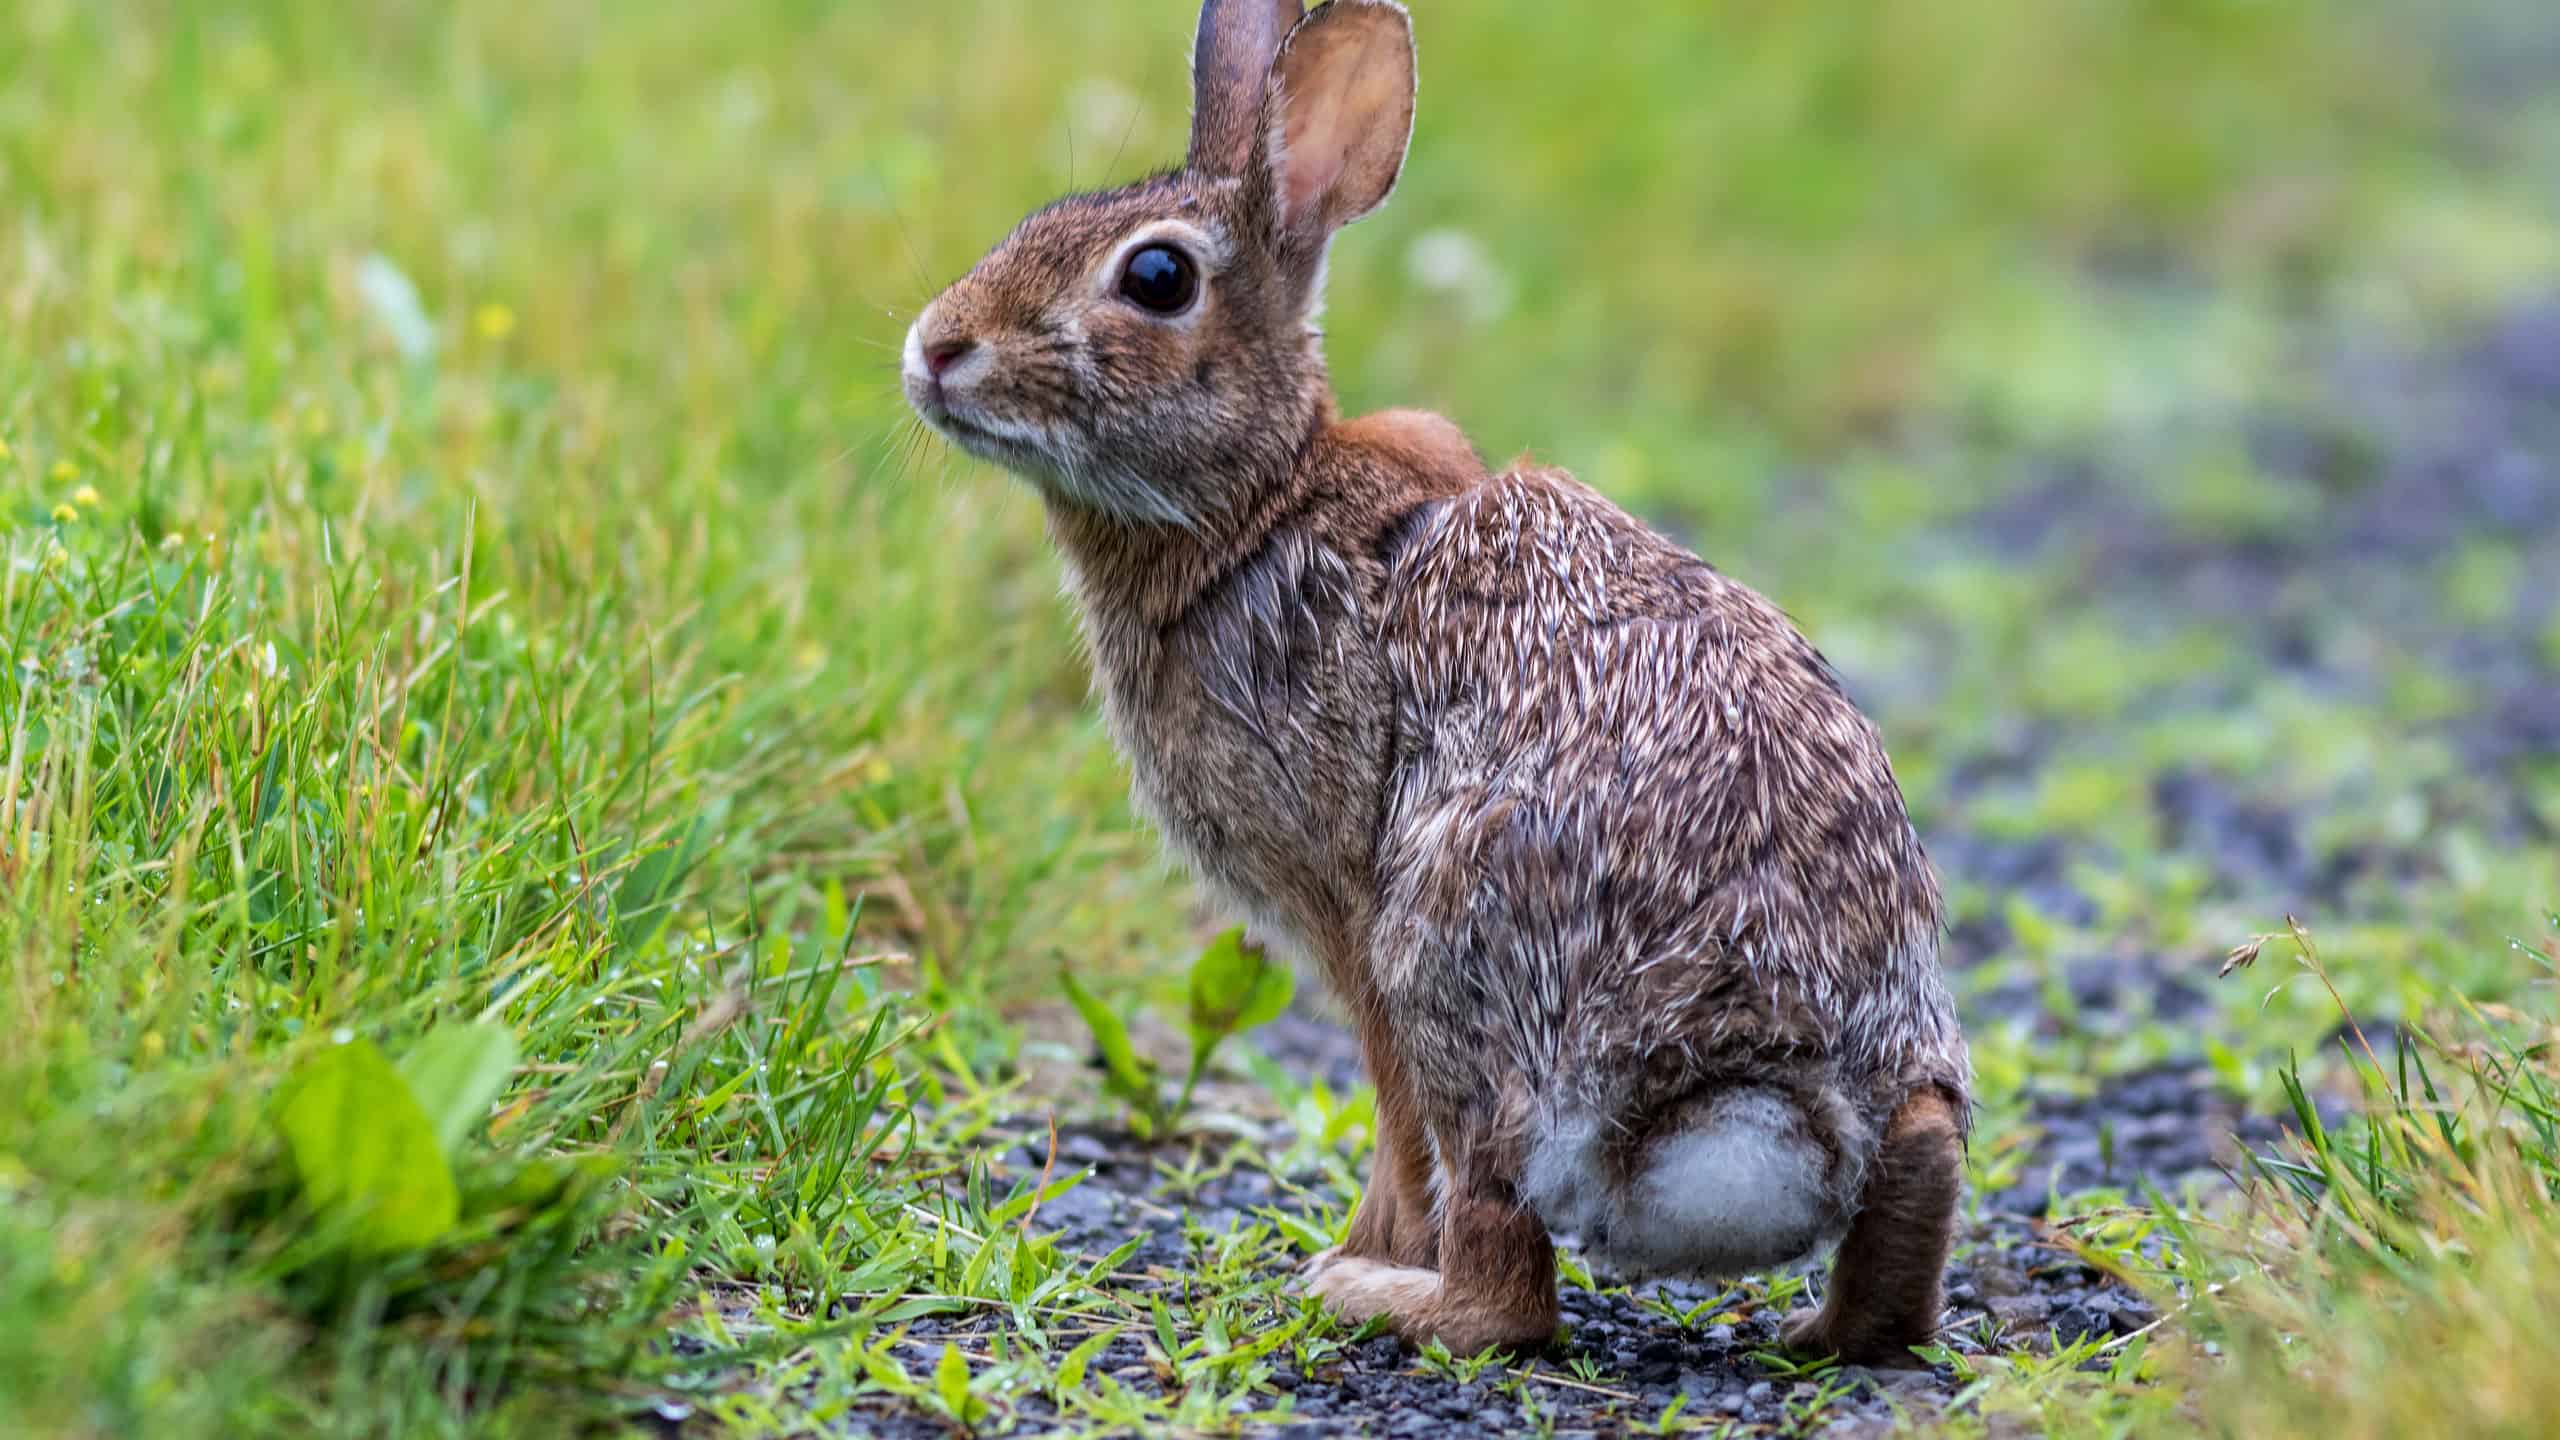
1091,545 -> 1388,942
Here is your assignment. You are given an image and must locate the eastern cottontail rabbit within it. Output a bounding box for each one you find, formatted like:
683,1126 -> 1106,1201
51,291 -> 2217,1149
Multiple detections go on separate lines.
903,0 -> 1969,1363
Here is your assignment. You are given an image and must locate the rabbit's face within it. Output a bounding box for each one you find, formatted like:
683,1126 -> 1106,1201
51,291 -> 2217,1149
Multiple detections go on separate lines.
904,0 -> 1419,528
902,172 -> 1320,527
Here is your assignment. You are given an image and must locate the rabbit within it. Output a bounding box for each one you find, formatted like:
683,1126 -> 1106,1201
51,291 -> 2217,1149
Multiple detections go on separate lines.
901,0 -> 1969,1364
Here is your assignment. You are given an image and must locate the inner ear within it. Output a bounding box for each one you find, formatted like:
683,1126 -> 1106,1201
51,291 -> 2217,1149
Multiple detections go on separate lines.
1266,1 -> 1416,240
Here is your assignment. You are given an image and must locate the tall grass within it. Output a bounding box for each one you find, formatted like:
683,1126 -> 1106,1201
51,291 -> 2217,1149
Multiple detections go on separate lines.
2171,920 -> 2560,1440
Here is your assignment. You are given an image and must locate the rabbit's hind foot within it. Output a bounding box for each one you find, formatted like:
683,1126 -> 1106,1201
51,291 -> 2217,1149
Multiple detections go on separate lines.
1306,1186 -> 1558,1357
1779,1086 -> 1963,1366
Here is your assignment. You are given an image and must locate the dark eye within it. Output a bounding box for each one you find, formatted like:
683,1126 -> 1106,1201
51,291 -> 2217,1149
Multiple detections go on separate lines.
1118,244 -> 1198,315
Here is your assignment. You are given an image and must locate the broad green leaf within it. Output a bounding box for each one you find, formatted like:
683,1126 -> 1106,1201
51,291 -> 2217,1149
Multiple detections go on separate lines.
934,1341 -> 972,1419
273,1037 -> 459,1253
1054,1329 -> 1116,1394
1058,967 -> 1158,1110
1186,927 -> 1294,1050
395,1021 -> 519,1158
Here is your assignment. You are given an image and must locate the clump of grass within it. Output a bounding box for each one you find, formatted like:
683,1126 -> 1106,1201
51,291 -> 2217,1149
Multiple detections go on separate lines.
0,520 -> 931,1433
2171,917 -> 2560,1439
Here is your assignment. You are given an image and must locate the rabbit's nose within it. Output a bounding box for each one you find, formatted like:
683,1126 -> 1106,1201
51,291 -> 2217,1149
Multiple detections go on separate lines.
921,338 -> 976,379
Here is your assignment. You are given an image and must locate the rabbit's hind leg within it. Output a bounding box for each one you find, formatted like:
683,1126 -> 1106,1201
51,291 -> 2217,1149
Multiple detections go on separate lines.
1780,1085 -> 1963,1366
1309,1175 -> 1559,1357
1331,1016 -> 1442,1269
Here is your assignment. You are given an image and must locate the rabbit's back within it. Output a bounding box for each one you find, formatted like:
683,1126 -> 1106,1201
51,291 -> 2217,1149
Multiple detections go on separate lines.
1374,468 -> 1967,1140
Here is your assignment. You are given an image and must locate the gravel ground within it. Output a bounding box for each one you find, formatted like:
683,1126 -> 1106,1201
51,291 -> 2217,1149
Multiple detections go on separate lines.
755,296 -> 2560,1436
782,1088 -> 2166,1438
1943,296 -> 2560,1004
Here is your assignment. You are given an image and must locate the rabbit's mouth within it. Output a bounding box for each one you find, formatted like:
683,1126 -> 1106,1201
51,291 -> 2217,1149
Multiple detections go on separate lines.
906,365 -> 1197,526
918,399 -> 1089,491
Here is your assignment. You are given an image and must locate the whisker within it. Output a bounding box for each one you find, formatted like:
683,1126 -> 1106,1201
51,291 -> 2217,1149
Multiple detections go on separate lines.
896,419 -> 946,491
1104,68 -> 1145,183
1064,94 -> 1079,191
866,157 -> 938,301
872,416 -> 925,486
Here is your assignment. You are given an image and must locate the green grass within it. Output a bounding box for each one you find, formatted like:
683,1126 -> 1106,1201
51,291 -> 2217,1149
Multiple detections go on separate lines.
3,0 -> 2558,1434
2165,920 -> 2560,1440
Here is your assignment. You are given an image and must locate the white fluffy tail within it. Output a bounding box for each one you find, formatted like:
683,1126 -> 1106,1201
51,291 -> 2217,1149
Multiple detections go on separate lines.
1520,1087 -> 1853,1279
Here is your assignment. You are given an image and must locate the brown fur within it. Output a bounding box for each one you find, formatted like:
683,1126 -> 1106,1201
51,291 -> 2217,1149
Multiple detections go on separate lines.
902,0 -> 1970,1357
1340,1000 -> 1443,1268
1781,1087 -> 1966,1364
1314,1181 -> 1560,1357
1189,0 -> 1303,177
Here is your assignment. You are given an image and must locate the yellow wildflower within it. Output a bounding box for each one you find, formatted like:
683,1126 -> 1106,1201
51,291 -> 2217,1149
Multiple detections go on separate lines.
72,485 -> 101,508
475,303 -> 517,340
50,503 -> 79,524
50,460 -> 77,482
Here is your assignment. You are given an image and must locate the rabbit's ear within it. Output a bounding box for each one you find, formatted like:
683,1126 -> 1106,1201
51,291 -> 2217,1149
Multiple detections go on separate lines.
1189,0 -> 1304,176
1262,0 -> 1415,242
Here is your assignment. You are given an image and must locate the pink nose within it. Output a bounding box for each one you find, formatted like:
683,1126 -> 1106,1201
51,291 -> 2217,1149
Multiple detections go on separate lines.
921,338 -> 975,378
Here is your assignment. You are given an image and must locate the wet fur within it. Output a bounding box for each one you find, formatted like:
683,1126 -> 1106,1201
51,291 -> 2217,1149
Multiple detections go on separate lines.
904,0 -> 1970,1363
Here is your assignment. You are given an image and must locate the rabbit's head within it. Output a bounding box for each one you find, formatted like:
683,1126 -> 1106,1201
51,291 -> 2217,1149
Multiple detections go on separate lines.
903,1 -> 1417,527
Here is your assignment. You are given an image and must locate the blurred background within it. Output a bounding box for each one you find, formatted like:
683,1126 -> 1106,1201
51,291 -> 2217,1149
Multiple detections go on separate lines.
2,0 -> 2557,1430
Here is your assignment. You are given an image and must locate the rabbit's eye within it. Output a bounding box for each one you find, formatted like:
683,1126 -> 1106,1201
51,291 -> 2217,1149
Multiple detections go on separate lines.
1118,245 -> 1197,315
